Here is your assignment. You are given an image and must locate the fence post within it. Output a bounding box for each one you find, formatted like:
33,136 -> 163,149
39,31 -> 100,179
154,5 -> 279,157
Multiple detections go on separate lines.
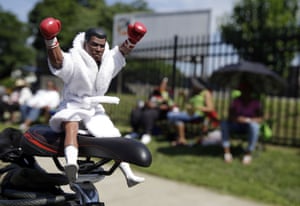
172,35 -> 178,93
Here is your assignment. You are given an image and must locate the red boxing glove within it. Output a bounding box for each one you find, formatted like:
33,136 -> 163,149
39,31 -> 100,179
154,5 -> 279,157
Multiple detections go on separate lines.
127,22 -> 147,44
39,17 -> 61,40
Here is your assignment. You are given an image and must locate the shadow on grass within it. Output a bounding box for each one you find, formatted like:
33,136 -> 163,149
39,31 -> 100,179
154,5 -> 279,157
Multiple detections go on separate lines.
156,143 -> 247,158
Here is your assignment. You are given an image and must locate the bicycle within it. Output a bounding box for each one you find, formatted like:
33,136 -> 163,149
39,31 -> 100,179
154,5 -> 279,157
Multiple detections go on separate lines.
0,96 -> 152,206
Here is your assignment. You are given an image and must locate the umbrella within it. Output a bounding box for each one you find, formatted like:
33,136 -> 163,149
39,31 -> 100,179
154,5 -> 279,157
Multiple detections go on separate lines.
209,60 -> 286,94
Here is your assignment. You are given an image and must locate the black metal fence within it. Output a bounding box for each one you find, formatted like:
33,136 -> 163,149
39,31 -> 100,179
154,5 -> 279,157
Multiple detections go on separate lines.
109,33 -> 300,147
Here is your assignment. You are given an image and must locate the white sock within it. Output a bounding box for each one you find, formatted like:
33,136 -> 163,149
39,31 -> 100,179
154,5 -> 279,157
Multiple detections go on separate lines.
64,145 -> 78,165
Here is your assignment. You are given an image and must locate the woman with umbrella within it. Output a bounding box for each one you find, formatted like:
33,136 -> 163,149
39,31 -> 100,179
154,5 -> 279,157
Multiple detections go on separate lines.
221,81 -> 263,164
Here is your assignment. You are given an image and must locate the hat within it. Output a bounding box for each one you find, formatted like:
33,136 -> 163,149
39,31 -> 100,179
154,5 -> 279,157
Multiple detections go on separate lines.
15,79 -> 27,87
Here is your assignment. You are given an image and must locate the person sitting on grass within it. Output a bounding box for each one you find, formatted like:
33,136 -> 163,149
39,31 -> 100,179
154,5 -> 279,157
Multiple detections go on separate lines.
221,82 -> 263,165
125,77 -> 175,144
19,80 -> 60,131
167,78 -> 216,146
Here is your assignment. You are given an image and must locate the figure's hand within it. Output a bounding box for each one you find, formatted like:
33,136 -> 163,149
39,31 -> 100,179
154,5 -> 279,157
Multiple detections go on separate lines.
127,22 -> 147,44
39,17 -> 61,40
39,17 -> 61,49
119,22 -> 147,55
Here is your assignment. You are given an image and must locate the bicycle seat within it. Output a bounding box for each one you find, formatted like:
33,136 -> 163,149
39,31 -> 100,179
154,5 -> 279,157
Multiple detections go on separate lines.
21,125 -> 152,167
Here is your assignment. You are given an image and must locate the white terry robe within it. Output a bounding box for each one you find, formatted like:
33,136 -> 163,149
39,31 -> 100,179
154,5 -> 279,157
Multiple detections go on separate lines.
48,32 -> 126,138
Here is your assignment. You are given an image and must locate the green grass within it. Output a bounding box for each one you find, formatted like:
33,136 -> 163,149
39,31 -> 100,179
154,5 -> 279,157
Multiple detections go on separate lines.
132,134 -> 300,206
111,93 -> 300,206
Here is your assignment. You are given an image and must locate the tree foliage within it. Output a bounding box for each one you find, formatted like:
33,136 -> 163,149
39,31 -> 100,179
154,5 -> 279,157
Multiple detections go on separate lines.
0,7 -> 35,79
220,0 -> 300,77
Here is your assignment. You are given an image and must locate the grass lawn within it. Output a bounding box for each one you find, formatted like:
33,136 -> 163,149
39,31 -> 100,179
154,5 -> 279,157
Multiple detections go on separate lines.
133,134 -> 300,206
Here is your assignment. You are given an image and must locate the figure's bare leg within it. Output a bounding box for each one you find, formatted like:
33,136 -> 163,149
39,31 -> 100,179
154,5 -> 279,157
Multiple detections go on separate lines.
64,121 -> 79,148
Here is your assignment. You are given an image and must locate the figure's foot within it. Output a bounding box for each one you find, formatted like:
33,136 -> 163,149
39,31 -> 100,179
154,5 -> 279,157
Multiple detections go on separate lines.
119,162 -> 144,187
126,175 -> 145,188
65,164 -> 78,183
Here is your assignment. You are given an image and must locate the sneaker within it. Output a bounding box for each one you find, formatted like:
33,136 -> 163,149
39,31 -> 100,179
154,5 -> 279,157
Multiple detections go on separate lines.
64,164 -> 78,183
224,153 -> 233,163
141,134 -> 151,144
242,154 -> 252,165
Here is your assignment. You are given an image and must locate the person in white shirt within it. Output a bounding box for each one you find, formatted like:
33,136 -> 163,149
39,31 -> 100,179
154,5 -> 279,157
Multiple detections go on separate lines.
1,79 -> 32,123
19,80 -> 60,131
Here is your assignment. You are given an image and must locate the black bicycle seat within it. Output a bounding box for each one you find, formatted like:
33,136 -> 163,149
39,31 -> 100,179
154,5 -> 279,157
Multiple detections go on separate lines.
21,125 -> 152,167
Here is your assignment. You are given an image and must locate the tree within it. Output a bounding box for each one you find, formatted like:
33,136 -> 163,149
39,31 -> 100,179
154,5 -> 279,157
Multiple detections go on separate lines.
220,0 -> 300,77
0,7 -> 35,79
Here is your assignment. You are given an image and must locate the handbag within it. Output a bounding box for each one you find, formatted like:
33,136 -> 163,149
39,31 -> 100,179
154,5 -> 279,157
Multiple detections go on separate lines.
204,110 -> 220,128
260,122 -> 272,140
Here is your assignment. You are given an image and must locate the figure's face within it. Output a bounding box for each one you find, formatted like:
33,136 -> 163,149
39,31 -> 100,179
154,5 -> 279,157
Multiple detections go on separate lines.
85,36 -> 106,62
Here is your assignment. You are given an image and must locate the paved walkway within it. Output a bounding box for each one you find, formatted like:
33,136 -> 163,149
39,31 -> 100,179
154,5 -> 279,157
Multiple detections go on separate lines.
36,157 -> 270,206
